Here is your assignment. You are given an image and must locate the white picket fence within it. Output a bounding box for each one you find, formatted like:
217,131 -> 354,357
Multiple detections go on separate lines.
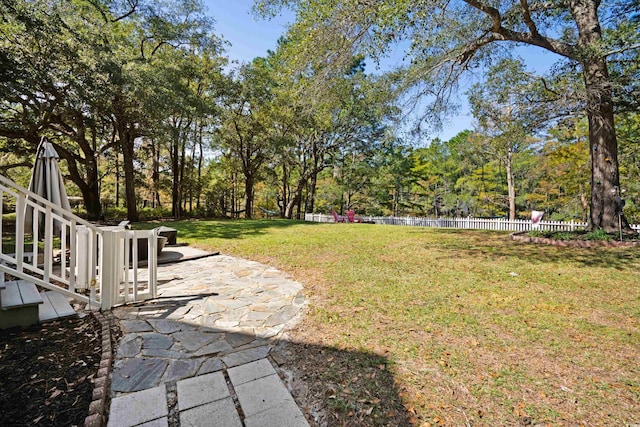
304,213 -> 640,232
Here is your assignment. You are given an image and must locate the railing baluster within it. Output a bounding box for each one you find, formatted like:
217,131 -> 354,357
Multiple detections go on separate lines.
30,205 -> 38,269
132,231 -> 138,302
15,195 -> 25,273
43,206 -> 53,283
69,221 -> 76,293
123,231 -> 130,303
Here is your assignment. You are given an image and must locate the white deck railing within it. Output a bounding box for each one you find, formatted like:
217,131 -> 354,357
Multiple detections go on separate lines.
0,175 -> 157,310
304,213 -> 640,232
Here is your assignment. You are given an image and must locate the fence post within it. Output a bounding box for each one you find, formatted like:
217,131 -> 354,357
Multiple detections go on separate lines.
99,230 -> 118,311
75,226 -> 89,290
149,228 -> 158,300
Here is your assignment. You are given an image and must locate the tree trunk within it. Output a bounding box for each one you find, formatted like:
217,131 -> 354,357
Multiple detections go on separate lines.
119,127 -> 139,222
244,174 -> 254,219
171,127 -> 181,218
197,123 -> 204,211
152,138 -> 161,209
307,170 -> 318,214
115,155 -> 120,207
82,157 -> 102,220
280,161 -> 288,217
55,144 -> 102,220
583,62 -> 629,232
505,149 -> 516,221
179,125 -> 189,216
580,183 -> 588,223
569,0 -> 633,233
285,176 -> 307,219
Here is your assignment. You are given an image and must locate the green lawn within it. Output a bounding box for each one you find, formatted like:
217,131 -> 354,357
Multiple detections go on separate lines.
141,219 -> 640,425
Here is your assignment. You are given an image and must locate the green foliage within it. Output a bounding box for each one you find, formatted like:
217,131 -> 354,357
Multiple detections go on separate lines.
528,229 -> 544,238
551,231 -> 578,241
583,229 -> 614,241
103,206 -> 171,220
2,0 -> 640,232
527,229 -> 626,242
0,0 -> 225,221
528,117 -> 591,222
255,0 -> 640,231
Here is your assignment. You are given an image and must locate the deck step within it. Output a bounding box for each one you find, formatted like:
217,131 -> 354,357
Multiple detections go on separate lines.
39,291 -> 76,322
0,280 -> 43,329
1,280 -> 44,309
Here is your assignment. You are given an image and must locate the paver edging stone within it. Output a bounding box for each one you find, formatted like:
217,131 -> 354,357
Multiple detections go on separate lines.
84,311 -> 115,427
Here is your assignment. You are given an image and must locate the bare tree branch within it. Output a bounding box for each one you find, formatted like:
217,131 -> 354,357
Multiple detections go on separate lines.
0,159 -> 31,173
463,0 -> 577,59
606,42 -> 640,57
520,0 -> 540,37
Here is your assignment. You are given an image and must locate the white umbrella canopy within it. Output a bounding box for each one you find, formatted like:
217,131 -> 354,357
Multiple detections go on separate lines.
24,137 -> 71,236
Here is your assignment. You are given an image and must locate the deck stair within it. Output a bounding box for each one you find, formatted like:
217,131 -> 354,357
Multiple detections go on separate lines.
0,276 -> 76,329
38,290 -> 77,322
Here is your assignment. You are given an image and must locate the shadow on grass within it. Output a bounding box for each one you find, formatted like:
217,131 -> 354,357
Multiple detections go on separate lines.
140,218 -> 319,241
419,228 -> 640,270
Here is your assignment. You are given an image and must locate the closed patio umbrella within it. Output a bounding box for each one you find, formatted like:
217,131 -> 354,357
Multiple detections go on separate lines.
24,137 -> 71,236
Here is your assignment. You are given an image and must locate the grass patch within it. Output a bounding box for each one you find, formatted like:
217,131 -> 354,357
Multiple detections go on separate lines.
143,220 -> 640,424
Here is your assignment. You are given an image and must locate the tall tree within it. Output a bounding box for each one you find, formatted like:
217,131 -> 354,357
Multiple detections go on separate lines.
218,61 -> 274,219
529,118 -> 591,221
257,0 -> 640,232
145,36 -> 225,218
106,0 -> 217,221
468,59 -> 543,220
0,0 -> 111,218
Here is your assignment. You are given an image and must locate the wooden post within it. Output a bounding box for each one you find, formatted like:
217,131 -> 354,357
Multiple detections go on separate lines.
100,230 -> 117,311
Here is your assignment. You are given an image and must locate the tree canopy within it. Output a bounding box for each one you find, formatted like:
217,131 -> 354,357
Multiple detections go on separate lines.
255,0 -> 640,232
1,0 -> 640,230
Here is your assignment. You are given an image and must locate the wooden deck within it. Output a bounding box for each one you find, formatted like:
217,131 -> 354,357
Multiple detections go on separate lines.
0,279 -> 76,329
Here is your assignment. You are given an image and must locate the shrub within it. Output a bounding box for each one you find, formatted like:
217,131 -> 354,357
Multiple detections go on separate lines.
584,229 -> 613,241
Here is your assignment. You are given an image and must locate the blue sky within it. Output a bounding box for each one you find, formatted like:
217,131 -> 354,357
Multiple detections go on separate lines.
203,1 -> 291,64
202,0 -> 557,143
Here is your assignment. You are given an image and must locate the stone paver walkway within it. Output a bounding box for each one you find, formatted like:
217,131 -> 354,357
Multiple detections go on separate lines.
107,254 -> 308,426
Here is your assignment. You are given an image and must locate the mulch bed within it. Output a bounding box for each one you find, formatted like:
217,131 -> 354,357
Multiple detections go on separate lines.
0,315 -> 102,426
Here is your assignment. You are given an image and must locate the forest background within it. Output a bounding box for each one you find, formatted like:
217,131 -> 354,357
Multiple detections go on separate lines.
1,0 -> 639,225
